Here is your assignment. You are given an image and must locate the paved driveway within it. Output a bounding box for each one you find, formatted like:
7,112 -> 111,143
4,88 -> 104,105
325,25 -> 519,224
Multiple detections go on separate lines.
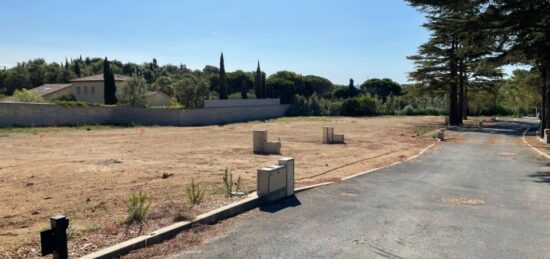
176,119 -> 550,258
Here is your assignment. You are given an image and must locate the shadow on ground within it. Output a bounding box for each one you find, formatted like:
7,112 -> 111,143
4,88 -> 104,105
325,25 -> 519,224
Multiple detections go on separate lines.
259,195 -> 302,213
448,120 -> 538,137
529,171 -> 550,184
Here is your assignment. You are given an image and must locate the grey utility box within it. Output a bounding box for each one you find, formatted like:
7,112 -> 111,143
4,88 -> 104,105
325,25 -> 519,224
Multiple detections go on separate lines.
257,157 -> 295,202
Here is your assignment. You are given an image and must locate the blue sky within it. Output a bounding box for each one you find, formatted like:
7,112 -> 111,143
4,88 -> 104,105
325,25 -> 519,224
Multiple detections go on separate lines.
0,0 -> 429,84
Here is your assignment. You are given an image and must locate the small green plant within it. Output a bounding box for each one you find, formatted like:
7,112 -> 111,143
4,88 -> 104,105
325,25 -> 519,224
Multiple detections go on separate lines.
223,169 -> 242,197
126,192 -> 151,224
186,178 -> 205,206
67,225 -> 80,240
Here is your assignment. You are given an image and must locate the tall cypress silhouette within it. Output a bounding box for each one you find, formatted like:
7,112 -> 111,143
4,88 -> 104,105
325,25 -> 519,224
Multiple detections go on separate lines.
219,53 -> 228,99
262,72 -> 267,99
348,79 -> 354,98
103,58 -> 117,104
255,61 -> 262,98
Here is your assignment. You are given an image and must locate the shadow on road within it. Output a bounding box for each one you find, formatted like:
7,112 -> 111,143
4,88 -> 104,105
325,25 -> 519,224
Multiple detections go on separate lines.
259,195 -> 302,213
529,171 -> 550,184
448,120 -> 538,137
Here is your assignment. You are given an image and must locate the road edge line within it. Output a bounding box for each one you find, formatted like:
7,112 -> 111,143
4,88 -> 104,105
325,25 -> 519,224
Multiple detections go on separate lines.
522,128 -> 550,160
341,142 -> 437,181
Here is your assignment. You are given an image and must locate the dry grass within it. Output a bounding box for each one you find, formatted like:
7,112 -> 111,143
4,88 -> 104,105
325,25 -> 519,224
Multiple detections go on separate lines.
0,116 -> 442,258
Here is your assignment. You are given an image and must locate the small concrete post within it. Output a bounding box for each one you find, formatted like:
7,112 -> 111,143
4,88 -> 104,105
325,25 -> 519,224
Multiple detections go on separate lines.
253,130 -> 267,153
444,117 -> 449,126
322,127 -> 334,144
545,129 -> 550,144
438,128 -> 445,140
279,157 -> 295,196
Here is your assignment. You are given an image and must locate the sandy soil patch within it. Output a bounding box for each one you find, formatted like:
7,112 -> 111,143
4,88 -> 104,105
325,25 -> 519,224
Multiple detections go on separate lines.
0,116 -> 441,258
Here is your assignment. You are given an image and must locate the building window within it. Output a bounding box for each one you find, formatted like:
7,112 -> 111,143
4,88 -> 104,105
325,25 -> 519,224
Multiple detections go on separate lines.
84,86 -> 87,94
77,87 -> 81,94
91,86 -> 95,94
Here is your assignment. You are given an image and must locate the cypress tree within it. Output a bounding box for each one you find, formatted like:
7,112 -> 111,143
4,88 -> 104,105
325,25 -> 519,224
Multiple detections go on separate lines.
103,57 -> 117,105
255,61 -> 262,98
262,72 -> 267,99
74,61 -> 81,77
65,58 -> 69,72
219,53 -> 228,99
348,79 -> 354,98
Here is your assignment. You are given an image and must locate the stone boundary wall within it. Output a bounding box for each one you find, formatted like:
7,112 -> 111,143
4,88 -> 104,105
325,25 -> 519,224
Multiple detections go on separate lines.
0,102 -> 290,128
204,98 -> 280,108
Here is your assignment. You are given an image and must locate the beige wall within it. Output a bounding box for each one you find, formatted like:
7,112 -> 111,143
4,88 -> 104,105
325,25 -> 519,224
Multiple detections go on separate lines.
72,81 -> 105,104
42,87 -> 73,101
147,93 -> 171,107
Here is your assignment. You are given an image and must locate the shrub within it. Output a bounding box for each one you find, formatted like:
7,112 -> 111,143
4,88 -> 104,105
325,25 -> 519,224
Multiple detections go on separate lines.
341,95 -> 377,116
53,100 -> 88,107
52,94 -> 77,102
222,169 -> 242,197
186,178 -> 205,206
126,192 -> 151,224
117,76 -> 148,107
13,89 -> 46,103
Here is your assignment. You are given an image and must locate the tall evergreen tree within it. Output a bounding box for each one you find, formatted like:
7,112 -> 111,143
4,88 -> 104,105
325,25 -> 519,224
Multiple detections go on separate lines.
219,53 -> 228,99
348,79 -> 354,98
262,72 -> 267,99
64,58 -> 69,72
103,57 -> 117,105
74,61 -> 81,77
255,61 -> 262,98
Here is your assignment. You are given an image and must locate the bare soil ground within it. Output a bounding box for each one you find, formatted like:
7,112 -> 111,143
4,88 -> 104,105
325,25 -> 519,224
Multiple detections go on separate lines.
0,116 -> 442,258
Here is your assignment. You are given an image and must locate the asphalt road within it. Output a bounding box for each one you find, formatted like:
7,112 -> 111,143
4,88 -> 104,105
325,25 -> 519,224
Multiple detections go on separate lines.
176,119 -> 550,259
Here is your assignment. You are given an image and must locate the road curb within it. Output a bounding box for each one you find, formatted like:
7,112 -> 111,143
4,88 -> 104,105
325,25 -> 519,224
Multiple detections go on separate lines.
80,141 -> 439,258
522,128 -> 550,160
80,194 -> 260,259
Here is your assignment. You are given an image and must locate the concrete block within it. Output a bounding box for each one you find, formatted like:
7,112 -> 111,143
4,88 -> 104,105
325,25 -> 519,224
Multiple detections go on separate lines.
278,157 -> 295,196
323,127 -> 344,144
545,129 -> 550,144
253,130 -> 268,153
253,130 -> 281,154
257,157 -> 295,202
333,134 -> 345,144
264,141 -> 282,154
322,127 -> 334,144
438,128 -> 445,140
257,165 -> 286,201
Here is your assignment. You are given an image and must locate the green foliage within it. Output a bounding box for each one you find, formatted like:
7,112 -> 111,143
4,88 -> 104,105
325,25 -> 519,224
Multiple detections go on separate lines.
117,76 -> 148,107
13,89 -> 46,103
54,100 -> 89,107
186,178 -> 205,206
303,75 -> 333,98
222,169 -> 242,197
126,192 -> 151,224
52,94 -> 76,102
288,94 -> 341,116
173,74 -> 209,108
361,78 -> 402,100
341,95 -> 377,116
267,77 -> 295,104
151,76 -> 175,97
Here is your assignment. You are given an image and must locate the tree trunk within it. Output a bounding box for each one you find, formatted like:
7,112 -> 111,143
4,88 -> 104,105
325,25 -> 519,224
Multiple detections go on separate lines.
464,83 -> 469,120
449,41 -> 460,126
458,58 -> 465,124
545,67 -> 550,134
541,68 -> 546,138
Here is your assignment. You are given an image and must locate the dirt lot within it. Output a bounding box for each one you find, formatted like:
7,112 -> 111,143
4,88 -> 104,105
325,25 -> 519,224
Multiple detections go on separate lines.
0,116 -> 442,257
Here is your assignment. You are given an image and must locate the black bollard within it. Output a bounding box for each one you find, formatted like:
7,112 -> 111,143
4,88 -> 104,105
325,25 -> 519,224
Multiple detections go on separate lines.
40,215 -> 69,259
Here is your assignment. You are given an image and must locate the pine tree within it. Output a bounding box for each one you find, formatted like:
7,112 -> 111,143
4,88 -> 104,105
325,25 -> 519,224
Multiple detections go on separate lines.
255,61 -> 262,99
103,57 -> 117,105
219,53 -> 228,99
